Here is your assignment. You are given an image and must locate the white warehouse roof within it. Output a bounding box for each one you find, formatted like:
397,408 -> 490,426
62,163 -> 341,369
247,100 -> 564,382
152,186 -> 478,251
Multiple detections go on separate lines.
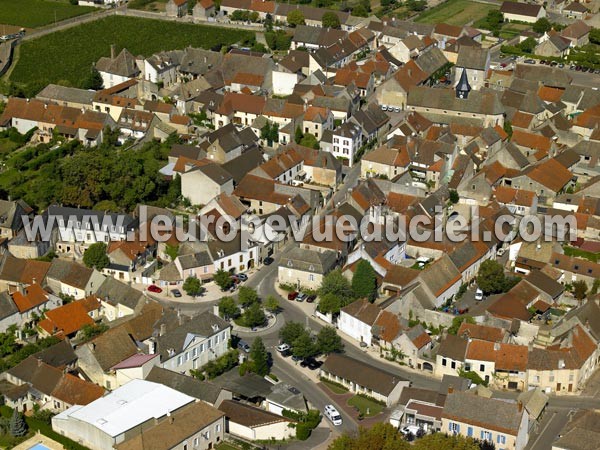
54,379 -> 195,437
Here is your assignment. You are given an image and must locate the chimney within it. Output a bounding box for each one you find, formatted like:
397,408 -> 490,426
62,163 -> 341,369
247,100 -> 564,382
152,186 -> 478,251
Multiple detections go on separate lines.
110,44 -> 116,60
517,401 -> 523,412
447,384 -> 454,394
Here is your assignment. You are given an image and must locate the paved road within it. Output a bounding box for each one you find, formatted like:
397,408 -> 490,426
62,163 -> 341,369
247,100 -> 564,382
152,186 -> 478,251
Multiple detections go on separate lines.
526,408 -> 571,450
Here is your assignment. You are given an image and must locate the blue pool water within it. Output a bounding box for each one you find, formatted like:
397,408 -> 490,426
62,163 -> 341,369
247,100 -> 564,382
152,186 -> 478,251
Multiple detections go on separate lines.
28,444 -> 51,450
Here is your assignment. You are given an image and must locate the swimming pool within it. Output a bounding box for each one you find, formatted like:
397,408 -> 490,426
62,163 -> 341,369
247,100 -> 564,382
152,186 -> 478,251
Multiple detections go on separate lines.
28,444 -> 51,450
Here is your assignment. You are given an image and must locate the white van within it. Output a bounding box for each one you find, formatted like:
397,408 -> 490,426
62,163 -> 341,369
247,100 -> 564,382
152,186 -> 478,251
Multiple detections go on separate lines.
324,404 -> 342,426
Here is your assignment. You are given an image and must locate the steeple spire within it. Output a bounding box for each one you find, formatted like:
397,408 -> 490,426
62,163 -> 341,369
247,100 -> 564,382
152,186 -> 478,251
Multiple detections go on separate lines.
456,68 -> 471,99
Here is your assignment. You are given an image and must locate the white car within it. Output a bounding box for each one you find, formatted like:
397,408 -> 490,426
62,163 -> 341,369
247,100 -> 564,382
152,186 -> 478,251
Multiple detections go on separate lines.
475,288 -> 484,301
276,343 -> 290,353
496,247 -> 506,257
401,425 -> 421,436
324,404 -> 342,426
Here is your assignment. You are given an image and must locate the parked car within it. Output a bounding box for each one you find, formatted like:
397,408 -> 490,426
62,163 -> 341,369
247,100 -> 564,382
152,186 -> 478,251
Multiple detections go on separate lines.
263,256 -> 274,265
148,285 -> 162,293
277,343 -> 290,353
238,340 -> 251,353
306,294 -> 317,303
524,59 -> 536,64
296,293 -> 308,302
301,357 -> 322,370
401,425 -> 421,437
475,288 -> 484,301
235,273 -> 248,282
496,247 -> 506,257
287,291 -> 299,301
171,289 -> 182,298
292,354 -> 302,362
324,405 -> 342,426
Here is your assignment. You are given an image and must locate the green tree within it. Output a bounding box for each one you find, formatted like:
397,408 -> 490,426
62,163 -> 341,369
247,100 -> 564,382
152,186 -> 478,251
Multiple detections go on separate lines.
503,120 -> 513,138
183,276 -> 205,297
264,13 -> 273,31
287,9 -> 305,27
9,408 -> 27,437
590,28 -> 600,45
322,11 -> 341,29
319,269 -> 355,304
264,295 -> 280,313
352,260 -> 378,302
241,302 -> 266,328
518,37 -> 537,54
448,315 -> 475,335
165,243 -> 179,261
476,259 -> 507,294
260,121 -> 279,146
250,336 -> 270,376
590,278 -> 600,296
533,17 -> 552,34
81,323 -> 109,340
214,269 -> 233,290
449,190 -> 459,204
292,332 -> 317,359
238,286 -> 259,307
82,67 -> 104,90
318,292 -> 343,314
317,326 -> 344,354
295,126 -> 304,144
299,133 -> 319,149
280,321 -> 307,345
219,296 -> 239,319
83,242 -> 109,270
573,280 -> 588,303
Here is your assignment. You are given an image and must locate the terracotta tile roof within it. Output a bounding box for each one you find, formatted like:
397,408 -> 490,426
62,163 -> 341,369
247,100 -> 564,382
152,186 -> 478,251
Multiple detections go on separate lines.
233,174 -> 290,205
511,111 -> 534,129
512,129 -> 552,152
172,0 -> 188,6
494,125 -> 508,140
38,299 -> 98,338
107,239 -> 148,262
574,104 -> 600,130
170,114 -> 191,126
458,323 -> 505,342
173,155 -> 210,173
386,192 -> 419,214
466,339 -> 495,361
51,373 -> 105,405
494,185 -> 535,207
411,329 -> 431,349
220,400 -> 290,428
551,252 -> 600,278
216,93 -> 266,115
12,284 -> 50,313
394,60 -> 428,91
523,158 -> 573,193
341,298 -> 381,326
231,72 -> 265,87
560,20 -> 591,40
434,23 -> 462,38
373,311 -> 402,342
495,343 -> 528,372
303,106 -> 329,123
199,0 -> 214,7
250,0 -> 276,13
538,86 -> 564,103
334,68 -> 372,89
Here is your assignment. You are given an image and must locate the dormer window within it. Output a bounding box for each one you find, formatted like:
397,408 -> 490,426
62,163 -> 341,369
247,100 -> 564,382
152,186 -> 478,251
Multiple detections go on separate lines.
287,260 -> 293,267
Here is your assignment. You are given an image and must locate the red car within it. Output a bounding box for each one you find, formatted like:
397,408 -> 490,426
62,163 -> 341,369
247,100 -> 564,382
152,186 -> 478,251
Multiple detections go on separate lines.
287,291 -> 298,301
148,285 -> 163,293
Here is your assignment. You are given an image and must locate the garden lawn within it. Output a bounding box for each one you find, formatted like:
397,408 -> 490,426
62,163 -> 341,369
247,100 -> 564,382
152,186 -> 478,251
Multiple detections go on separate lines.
415,0 -> 497,26
9,15 -> 252,94
215,444 -> 241,450
0,0 -> 96,29
321,379 -> 349,394
563,245 -> 600,263
347,395 -> 385,417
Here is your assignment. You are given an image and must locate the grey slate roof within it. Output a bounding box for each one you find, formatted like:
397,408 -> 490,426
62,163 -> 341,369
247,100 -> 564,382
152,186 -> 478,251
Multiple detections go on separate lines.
36,84 -> 95,106
0,291 -> 18,320
156,312 -> 229,361
279,246 -> 337,275
95,277 -> 144,310
146,366 -> 224,404
177,250 -> 212,270
408,86 -> 504,115
34,339 -> 77,368
96,48 -> 140,78
456,46 -> 489,71
443,391 -> 524,434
